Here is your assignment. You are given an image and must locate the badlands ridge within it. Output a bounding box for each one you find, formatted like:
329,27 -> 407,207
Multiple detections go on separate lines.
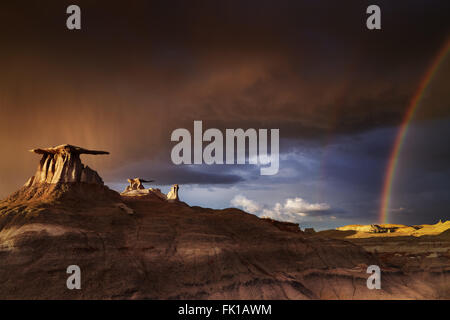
0,144 -> 449,299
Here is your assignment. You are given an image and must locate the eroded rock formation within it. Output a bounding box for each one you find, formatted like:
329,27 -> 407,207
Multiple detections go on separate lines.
6,144 -> 119,203
166,184 -> 179,201
121,179 -> 180,202
26,144 -> 109,186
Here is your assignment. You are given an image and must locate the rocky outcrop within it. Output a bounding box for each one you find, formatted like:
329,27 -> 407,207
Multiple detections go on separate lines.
166,184 -> 179,201
6,144 -> 119,203
121,180 -> 180,202
148,188 -> 168,200
123,178 -> 154,193
26,144 -> 108,186
261,217 -> 301,233
337,224 -> 376,233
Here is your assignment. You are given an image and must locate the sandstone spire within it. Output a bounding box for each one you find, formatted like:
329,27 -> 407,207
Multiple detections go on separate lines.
25,144 -> 109,187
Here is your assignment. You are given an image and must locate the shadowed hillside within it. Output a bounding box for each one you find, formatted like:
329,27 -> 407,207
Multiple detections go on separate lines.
0,145 -> 449,299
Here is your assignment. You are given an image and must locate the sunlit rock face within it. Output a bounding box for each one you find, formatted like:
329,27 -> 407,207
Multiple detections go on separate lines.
166,184 -> 179,201
26,144 -> 108,186
122,178 -> 154,193
6,144 -> 119,203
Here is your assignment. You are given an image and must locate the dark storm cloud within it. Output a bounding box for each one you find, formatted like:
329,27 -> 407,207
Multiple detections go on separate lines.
0,0 -> 449,197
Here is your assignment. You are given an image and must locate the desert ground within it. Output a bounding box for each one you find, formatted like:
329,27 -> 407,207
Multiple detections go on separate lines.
0,144 -> 449,299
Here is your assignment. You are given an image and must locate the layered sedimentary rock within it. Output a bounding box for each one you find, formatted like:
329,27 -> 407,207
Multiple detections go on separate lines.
315,222 -> 450,288
1,192 -> 449,299
26,144 -> 108,186
334,222 -> 450,236
1,144 -> 448,299
6,144 -> 118,203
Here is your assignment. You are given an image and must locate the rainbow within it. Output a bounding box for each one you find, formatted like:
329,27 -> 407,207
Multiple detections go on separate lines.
380,39 -> 450,224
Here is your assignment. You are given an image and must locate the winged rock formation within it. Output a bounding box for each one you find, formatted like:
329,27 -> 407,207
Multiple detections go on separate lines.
25,144 -> 108,186
6,144 -> 119,203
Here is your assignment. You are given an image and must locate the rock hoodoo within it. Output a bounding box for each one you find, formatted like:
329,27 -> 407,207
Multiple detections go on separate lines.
121,179 -> 180,202
6,144 -> 118,203
166,184 -> 179,201
25,144 -> 109,186
123,178 -> 154,193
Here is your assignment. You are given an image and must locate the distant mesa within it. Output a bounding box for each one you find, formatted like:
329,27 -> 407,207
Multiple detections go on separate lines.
332,221 -> 450,238
337,224 -> 408,234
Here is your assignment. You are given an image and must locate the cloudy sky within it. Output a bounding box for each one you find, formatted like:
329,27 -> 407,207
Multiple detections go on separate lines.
0,1 -> 449,229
